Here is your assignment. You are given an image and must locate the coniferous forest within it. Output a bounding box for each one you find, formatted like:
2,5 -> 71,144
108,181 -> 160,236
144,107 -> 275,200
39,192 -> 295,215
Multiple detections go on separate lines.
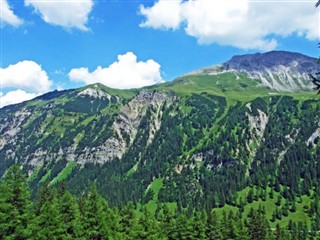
0,90 -> 320,239
1,164 -> 320,240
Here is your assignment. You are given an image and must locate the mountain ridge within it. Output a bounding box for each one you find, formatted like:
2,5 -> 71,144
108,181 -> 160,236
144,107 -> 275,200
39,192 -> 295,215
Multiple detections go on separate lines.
0,51 -> 319,228
1,50 -> 319,111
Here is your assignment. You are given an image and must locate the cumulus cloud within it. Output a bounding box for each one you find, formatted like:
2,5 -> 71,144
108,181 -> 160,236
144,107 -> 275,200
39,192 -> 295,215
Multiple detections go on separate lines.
139,0 -> 319,50
0,61 -> 52,108
24,0 -> 93,31
0,60 -> 52,93
0,0 -> 23,27
139,0 -> 182,30
68,52 -> 164,89
0,90 -> 37,108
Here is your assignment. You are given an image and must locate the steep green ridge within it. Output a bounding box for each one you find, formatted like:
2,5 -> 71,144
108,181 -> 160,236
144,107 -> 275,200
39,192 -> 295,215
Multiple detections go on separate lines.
153,72 -> 317,102
155,73 -> 272,100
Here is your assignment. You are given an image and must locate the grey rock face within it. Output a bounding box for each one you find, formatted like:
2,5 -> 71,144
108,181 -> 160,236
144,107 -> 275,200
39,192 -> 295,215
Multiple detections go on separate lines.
223,51 -> 320,92
224,51 -> 319,73
74,91 -> 177,164
187,51 -> 320,92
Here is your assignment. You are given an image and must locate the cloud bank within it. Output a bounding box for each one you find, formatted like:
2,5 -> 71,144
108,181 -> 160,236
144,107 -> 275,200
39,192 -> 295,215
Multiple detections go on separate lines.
0,61 -> 52,107
0,0 -> 23,27
25,0 -> 94,31
68,52 -> 164,89
139,0 -> 319,50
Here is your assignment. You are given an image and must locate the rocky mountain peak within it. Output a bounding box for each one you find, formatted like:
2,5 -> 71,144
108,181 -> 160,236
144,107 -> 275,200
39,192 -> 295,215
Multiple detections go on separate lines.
223,51 -> 319,73
77,87 -> 112,100
186,51 -> 320,92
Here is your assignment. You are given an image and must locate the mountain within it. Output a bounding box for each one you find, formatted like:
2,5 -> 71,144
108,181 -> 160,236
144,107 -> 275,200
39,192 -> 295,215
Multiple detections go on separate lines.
187,50 -> 320,92
0,51 -> 320,227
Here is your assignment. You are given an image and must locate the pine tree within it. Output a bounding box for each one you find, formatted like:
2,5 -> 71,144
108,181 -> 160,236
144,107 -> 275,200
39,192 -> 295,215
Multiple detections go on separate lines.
34,181 -> 53,216
133,206 -> 161,240
81,184 -> 109,239
58,190 -> 83,239
160,204 -> 175,239
246,209 -> 268,240
274,224 -> 286,240
276,195 -> 282,206
119,201 -> 137,239
31,195 -> 65,239
297,221 -> 308,240
225,210 -> 236,239
105,207 -> 122,239
191,211 -> 207,240
270,211 -> 276,224
290,200 -> 296,213
0,164 -> 33,239
169,214 -> 194,240
234,217 -> 249,240
206,210 -> 222,239
247,188 -> 254,203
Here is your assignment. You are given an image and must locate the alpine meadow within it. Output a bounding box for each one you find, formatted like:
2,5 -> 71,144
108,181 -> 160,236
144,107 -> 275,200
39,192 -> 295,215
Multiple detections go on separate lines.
1,0 -> 320,239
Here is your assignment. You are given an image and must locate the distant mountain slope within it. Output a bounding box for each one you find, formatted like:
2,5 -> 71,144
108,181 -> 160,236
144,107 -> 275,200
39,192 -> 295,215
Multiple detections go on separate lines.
186,51 -> 320,92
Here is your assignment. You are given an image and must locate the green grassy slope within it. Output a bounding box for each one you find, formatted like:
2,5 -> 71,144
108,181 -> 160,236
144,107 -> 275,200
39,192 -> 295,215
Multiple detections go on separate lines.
152,72 -> 317,103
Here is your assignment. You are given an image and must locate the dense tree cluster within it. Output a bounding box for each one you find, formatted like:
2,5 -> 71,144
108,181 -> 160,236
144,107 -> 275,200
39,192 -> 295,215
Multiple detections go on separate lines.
1,164 -> 319,239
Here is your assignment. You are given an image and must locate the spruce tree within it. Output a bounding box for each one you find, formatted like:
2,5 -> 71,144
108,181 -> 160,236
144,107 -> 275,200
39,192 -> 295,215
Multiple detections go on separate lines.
59,190 -> 83,239
81,184 -> 109,239
0,164 -> 33,239
234,217 -> 249,240
206,210 -> 222,239
246,209 -> 268,240
119,201 -> 137,239
134,206 -> 161,240
191,211 -> 207,240
160,204 -> 175,239
34,181 -> 53,216
31,195 -> 65,239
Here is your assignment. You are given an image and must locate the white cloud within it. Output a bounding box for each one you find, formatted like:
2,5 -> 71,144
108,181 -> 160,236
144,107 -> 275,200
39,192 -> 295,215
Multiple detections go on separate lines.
0,0 -> 23,27
0,60 -> 53,108
68,52 -> 164,89
0,60 -> 52,93
24,0 -> 93,31
0,90 -> 37,108
139,0 -> 319,50
139,0 -> 182,30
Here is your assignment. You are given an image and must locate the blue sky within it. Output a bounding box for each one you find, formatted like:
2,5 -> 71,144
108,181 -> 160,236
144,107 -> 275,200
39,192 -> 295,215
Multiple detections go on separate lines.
0,0 -> 319,107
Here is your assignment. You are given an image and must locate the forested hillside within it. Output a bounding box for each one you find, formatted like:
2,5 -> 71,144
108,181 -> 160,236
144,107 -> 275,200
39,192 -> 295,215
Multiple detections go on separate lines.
0,51 -> 320,237
1,164 -> 319,239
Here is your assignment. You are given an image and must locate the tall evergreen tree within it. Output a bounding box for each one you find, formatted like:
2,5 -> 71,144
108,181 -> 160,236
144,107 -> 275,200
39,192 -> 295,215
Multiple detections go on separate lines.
119,201 -> 137,239
81,184 -> 109,239
134,206 -> 161,240
206,210 -> 222,239
191,211 -> 207,240
59,190 -> 83,239
0,164 -> 33,239
31,194 -> 65,240
246,209 -> 268,240
34,181 -> 53,216
167,214 -> 194,240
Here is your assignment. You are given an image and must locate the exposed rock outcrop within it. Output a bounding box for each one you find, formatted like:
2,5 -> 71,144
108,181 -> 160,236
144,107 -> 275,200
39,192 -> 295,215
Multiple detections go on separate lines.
77,91 -> 177,164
